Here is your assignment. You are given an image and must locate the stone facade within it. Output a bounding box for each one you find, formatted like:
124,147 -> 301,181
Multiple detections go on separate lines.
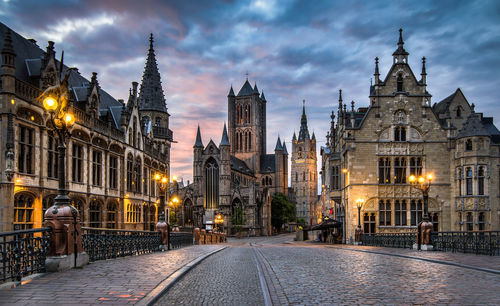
0,25 -> 172,232
186,80 -> 288,235
291,102 -> 318,225
320,29 -> 500,242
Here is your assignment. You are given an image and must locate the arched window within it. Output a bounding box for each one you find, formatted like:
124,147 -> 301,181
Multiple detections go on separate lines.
466,167 -> 473,195
231,198 -> 243,225
269,177 -> 272,186
431,213 -> 439,232
204,158 -> 219,209
248,131 -> 251,150
410,157 -> 422,176
458,168 -> 463,196
107,202 -> 117,229
135,158 -> 142,193
465,139 -> 473,151
478,166 -> 485,195
184,199 -> 193,226
89,200 -> 101,228
14,193 -> 34,230
395,200 -> 407,226
397,74 -> 403,92
127,154 -> 134,192
378,158 -> 391,184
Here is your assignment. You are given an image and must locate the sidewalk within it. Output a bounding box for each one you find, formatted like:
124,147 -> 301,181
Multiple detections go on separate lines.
0,245 -> 225,305
301,241 -> 500,272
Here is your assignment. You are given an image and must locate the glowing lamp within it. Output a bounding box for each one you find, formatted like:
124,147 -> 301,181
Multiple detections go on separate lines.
408,175 -> 416,183
64,113 -> 75,126
427,174 -> 433,181
172,175 -> 177,181
161,177 -> 168,184
342,168 -> 348,174
418,176 -> 425,184
154,173 -> 161,181
43,96 -> 58,111
172,197 -> 179,203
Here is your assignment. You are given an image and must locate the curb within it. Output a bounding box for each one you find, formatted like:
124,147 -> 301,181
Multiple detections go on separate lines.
137,246 -> 228,306
327,246 -> 500,275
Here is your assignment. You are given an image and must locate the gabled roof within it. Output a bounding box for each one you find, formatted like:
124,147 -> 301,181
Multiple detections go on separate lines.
231,156 -> 254,176
237,80 -> 255,96
432,88 -> 467,115
260,154 -> 276,173
457,112 -> 500,141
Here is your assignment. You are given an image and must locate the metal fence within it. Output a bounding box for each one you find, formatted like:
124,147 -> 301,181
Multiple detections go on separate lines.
81,227 -> 161,262
360,233 -> 416,249
0,227 -> 51,282
432,231 -> 500,256
170,232 -> 194,249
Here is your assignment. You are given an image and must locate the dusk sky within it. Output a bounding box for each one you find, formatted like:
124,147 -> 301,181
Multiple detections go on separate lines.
2,0 -> 500,184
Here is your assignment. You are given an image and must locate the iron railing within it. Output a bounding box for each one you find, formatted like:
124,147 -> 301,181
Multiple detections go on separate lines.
81,227 -> 161,262
170,232 -> 193,249
360,233 -> 416,249
0,227 -> 52,283
432,231 -> 500,256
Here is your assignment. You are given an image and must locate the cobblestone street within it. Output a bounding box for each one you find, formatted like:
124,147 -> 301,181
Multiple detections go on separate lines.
156,234 -> 500,305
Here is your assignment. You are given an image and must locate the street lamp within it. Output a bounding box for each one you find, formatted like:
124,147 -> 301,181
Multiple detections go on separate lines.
354,198 -> 364,243
154,173 -> 170,250
408,173 -> 434,249
214,214 -> 224,232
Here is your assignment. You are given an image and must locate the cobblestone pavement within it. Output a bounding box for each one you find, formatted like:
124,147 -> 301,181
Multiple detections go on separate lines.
157,234 -> 500,305
0,245 -> 224,306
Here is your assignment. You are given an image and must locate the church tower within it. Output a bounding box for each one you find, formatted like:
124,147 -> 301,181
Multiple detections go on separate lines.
291,101 -> 318,225
227,78 -> 267,172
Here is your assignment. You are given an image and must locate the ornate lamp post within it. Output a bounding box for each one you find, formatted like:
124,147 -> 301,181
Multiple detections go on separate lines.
38,70 -> 88,269
154,173 -> 170,250
214,214 -> 224,232
354,198 -> 364,244
409,173 -> 434,250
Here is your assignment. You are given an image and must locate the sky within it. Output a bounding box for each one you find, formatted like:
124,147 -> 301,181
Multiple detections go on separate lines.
1,0 -> 500,184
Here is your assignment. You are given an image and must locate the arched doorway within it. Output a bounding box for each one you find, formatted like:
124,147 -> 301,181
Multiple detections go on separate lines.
184,198 -> 193,226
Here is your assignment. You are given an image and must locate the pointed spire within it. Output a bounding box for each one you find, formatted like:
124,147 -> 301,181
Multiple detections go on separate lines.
228,85 -> 235,97
292,131 -> 297,141
351,100 -> 355,113
253,82 -> 259,94
220,123 -> 230,146
312,131 -> 316,140
298,100 -> 310,141
275,136 -> 283,151
138,33 -> 167,113
398,28 -> 404,46
374,57 -> 380,84
393,28 -> 409,62
338,89 -> 343,118
194,125 -> 204,148
282,139 -> 288,154
237,79 -> 254,96
260,91 -> 266,101
421,56 -> 427,85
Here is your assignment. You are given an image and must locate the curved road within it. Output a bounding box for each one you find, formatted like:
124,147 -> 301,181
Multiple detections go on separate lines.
155,234 -> 500,305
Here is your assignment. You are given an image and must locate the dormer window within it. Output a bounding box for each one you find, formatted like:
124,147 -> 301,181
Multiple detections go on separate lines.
397,74 -> 403,92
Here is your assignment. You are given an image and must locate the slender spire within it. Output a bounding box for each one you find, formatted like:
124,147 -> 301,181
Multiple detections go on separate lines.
228,85 -> 235,97
398,28 -> 404,45
393,28 -> 409,62
298,99 -> 310,141
138,33 -> 167,112
275,135 -> 283,151
260,91 -> 266,101
292,131 -> 297,141
312,131 -> 316,140
194,125 -> 204,148
220,123 -> 230,146
282,139 -> 288,154
374,57 -> 380,84
421,56 -> 427,84
351,100 -> 355,113
253,82 -> 259,94
338,89 -> 343,118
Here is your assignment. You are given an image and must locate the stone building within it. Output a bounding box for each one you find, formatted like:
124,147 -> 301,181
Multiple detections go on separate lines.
187,79 -> 288,235
320,29 -> 500,242
0,23 -> 172,232
291,102 -> 318,225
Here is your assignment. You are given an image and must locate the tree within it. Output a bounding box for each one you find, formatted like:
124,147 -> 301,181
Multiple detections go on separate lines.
230,205 -> 246,237
271,193 -> 296,232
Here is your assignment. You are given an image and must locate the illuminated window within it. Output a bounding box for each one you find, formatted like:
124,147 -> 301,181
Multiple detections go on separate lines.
14,193 -> 34,230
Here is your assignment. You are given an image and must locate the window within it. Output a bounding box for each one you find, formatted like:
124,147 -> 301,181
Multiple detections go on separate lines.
134,158 -> 142,193
47,135 -> 58,178
410,199 -> 423,226
466,167 -> 473,195
89,200 -> 101,228
92,151 -> 102,186
126,204 -> 141,223
18,125 -> 34,174
295,172 -> 298,182
127,154 -> 133,192
395,200 -> 407,226
363,213 -> 376,234
109,155 -> 118,189
155,117 -> 161,127
107,202 -> 117,229
397,74 -> 403,92
42,195 -> 55,218
478,166 -> 485,195
332,166 -> 340,190
143,167 -> 149,195
394,157 -> 406,184
466,212 -> 473,231
379,200 -> 391,226
456,107 -> 462,118
71,198 -> 85,223
204,158 -> 219,209
478,212 -> 485,231
14,193 -> 34,230
458,168 -> 463,196
409,157 -> 422,177
394,126 -> 406,141
72,144 -> 84,182
465,139 -> 472,151
431,213 -> 439,232
378,158 -> 391,184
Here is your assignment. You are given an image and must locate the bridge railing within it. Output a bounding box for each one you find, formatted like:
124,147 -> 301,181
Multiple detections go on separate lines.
0,227 -> 51,282
170,232 -> 194,249
81,227 -> 161,262
432,231 -> 500,256
360,233 -> 416,249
